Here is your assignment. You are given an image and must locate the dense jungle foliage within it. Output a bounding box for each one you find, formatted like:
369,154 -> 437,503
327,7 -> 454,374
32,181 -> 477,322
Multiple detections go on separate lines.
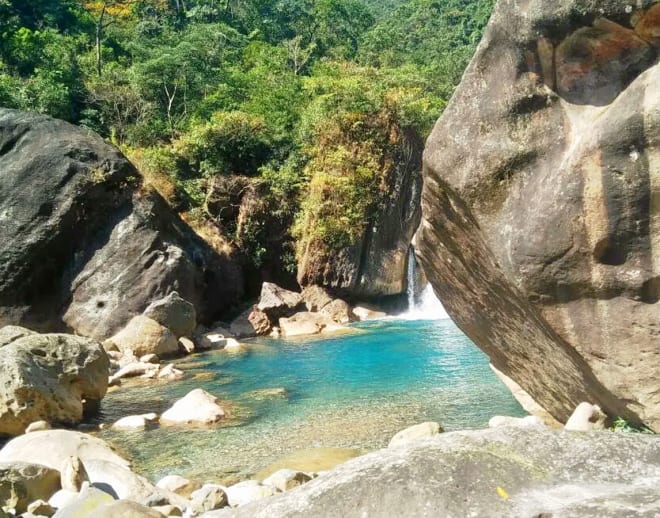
0,0 -> 494,285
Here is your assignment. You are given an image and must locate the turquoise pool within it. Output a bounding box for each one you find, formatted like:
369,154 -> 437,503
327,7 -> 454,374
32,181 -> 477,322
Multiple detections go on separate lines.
98,318 -> 526,482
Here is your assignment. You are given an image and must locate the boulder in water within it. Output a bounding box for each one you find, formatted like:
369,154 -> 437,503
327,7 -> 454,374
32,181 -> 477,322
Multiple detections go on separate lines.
161,389 -> 225,425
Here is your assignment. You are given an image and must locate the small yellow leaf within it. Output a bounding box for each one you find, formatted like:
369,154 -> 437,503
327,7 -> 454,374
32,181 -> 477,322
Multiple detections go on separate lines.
496,486 -> 509,500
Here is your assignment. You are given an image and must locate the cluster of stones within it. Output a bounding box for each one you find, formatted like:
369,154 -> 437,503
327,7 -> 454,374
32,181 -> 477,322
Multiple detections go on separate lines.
0,427 -> 317,517
225,282 -> 386,339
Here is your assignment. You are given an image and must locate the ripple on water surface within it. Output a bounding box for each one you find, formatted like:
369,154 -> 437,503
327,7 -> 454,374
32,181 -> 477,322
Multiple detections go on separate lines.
98,319 -> 525,483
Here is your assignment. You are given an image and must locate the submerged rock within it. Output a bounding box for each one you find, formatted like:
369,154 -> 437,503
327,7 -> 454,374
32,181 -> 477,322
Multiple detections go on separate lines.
220,427 -> 660,517
417,0 -> 660,427
0,333 -> 108,435
246,388 -> 288,401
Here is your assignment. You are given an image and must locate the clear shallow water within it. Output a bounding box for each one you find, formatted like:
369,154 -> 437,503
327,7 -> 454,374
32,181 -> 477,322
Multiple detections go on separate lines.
98,319 -> 525,483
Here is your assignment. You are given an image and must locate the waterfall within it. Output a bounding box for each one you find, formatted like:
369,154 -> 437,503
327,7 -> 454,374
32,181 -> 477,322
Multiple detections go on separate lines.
404,248 -> 449,320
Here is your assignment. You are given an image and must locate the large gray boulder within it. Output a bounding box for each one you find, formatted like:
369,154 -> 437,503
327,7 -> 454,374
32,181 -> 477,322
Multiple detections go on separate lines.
417,0 -> 660,427
0,109 -> 243,339
207,427 -> 660,518
0,333 -> 109,435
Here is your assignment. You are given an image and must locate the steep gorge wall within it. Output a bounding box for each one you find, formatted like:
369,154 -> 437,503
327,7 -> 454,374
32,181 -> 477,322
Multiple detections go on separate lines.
417,0 -> 660,426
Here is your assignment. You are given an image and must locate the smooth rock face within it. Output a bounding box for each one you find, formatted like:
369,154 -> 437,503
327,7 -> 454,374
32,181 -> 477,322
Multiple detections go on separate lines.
143,292 -> 196,339
160,389 -> 225,425
217,427 -> 660,518
109,316 -> 179,358
417,0 -> 660,427
0,109 -> 243,338
0,334 -> 108,435
0,462 -> 61,513
0,430 -> 129,470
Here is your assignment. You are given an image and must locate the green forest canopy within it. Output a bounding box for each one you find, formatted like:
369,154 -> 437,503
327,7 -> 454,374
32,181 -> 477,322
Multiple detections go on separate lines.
0,0 -> 494,282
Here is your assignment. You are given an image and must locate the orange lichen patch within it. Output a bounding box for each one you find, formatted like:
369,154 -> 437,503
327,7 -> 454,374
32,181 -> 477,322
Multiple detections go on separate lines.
555,18 -> 655,105
634,3 -> 660,46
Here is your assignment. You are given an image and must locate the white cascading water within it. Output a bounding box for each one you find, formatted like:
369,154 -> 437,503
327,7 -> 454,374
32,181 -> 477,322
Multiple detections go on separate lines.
404,248 -> 449,320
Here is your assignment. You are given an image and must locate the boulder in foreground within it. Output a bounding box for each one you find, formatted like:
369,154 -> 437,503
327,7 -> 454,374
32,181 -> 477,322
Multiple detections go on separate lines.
0,332 -> 108,435
211,427 -> 660,517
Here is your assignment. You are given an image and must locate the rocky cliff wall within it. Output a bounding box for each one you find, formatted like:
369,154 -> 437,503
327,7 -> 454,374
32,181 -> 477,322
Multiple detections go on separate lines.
297,128 -> 424,301
0,109 -> 244,338
417,1 -> 660,427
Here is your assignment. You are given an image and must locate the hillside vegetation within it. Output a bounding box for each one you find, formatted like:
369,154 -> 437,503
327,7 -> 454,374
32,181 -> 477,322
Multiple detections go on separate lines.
0,0 -> 494,289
